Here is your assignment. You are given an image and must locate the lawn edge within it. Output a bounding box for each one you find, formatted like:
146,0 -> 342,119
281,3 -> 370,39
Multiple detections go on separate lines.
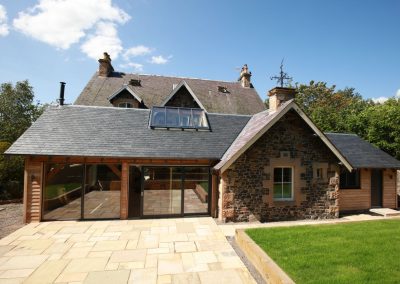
235,229 -> 295,284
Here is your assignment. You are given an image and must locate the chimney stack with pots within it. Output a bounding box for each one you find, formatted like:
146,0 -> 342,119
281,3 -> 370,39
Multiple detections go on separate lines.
238,64 -> 252,88
98,52 -> 114,77
268,87 -> 296,111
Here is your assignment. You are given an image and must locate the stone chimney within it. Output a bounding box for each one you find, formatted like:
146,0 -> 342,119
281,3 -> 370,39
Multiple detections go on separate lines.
238,64 -> 252,88
268,87 -> 296,111
98,52 -> 114,77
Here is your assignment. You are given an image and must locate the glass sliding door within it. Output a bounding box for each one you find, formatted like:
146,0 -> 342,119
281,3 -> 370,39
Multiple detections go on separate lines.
184,167 -> 209,214
84,164 -> 121,219
43,164 -> 83,220
142,167 -> 182,216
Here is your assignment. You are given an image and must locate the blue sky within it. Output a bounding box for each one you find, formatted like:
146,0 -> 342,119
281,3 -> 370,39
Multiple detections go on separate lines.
0,0 -> 399,104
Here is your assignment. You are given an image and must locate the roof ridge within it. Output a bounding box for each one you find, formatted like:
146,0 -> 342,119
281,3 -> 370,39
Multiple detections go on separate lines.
207,112 -> 253,117
325,132 -> 358,136
67,104 -> 150,111
122,73 -> 241,85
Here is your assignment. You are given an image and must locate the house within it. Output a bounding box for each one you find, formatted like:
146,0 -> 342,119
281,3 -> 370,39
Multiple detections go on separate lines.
5,53 -> 400,223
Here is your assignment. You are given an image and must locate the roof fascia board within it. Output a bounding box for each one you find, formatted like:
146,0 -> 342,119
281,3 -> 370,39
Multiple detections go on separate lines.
161,80 -> 207,111
291,104 -> 353,171
108,85 -> 142,102
219,102 -> 294,173
219,102 -> 353,173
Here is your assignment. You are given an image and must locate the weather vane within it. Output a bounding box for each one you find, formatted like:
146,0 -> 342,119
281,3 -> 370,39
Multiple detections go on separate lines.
270,58 -> 292,87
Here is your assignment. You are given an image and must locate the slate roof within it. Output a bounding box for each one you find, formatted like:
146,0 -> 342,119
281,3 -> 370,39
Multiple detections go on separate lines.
214,100 -> 353,172
325,133 -> 400,169
5,105 -> 250,160
74,72 -> 266,115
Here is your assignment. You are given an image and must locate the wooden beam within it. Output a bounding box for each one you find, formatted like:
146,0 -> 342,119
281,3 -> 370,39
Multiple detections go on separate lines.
211,174 -> 218,218
107,164 -> 122,178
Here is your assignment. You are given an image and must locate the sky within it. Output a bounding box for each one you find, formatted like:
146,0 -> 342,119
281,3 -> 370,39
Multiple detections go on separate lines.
0,0 -> 399,105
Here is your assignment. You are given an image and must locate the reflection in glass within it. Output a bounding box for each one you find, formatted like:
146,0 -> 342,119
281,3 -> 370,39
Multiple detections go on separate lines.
143,167 -> 182,216
184,167 -> 209,214
43,164 -> 83,220
84,164 -> 121,219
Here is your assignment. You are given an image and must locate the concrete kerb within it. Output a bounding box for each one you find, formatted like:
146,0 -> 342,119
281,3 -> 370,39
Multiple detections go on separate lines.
235,229 -> 295,284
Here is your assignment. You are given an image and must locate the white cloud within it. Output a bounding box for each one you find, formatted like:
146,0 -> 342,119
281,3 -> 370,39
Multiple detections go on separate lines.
0,5 -> 9,36
372,96 -> 389,104
150,55 -> 169,64
80,22 -> 122,60
123,45 -> 152,59
13,0 -> 130,49
119,61 -> 143,72
372,89 -> 400,104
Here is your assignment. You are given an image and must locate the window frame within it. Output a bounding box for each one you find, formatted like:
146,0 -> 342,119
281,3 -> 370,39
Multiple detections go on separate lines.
117,102 -> 133,108
273,167 -> 294,201
339,169 -> 361,189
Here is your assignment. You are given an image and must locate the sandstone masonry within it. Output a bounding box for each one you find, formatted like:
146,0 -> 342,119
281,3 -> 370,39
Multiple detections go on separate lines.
221,110 -> 340,222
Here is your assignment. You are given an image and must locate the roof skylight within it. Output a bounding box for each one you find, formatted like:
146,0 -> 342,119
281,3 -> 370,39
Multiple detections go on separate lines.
150,106 -> 210,130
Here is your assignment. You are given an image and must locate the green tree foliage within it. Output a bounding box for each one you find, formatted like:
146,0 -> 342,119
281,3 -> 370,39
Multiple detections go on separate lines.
295,81 -> 368,133
290,80 -> 400,160
358,98 -> 400,159
0,80 -> 44,199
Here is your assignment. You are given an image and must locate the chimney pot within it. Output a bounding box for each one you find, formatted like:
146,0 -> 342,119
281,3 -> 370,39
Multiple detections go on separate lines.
98,52 -> 114,77
238,64 -> 252,88
268,87 -> 296,111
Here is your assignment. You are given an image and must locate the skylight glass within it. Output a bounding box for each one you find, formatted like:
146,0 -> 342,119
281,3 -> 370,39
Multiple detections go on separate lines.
150,106 -> 209,130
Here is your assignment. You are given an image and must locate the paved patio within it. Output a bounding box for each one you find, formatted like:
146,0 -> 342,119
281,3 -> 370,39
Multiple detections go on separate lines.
0,218 -> 254,284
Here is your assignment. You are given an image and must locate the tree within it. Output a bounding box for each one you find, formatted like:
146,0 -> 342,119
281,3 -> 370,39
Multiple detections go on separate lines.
0,80 -> 44,199
358,98 -> 400,159
294,81 -> 370,133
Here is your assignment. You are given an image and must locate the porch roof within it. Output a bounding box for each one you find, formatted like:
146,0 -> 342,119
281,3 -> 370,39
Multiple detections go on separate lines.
325,133 -> 400,169
5,105 -> 250,160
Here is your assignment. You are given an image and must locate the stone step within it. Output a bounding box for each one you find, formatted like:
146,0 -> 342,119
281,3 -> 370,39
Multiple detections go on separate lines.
369,208 -> 400,217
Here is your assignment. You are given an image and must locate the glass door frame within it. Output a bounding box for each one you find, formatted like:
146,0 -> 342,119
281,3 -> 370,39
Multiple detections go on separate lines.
139,166 -> 211,218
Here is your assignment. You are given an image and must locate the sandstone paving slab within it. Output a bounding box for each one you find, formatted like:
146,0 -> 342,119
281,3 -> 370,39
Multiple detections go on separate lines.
24,259 -> 70,284
109,249 -> 147,263
174,241 -> 196,253
172,272 -> 201,284
0,255 -> 48,270
128,267 -> 157,284
0,269 -> 35,279
91,240 -> 127,251
0,217 -> 255,283
63,258 -> 108,273
157,254 -> 184,275
83,269 -> 130,284
55,272 -> 88,283
198,268 -> 255,284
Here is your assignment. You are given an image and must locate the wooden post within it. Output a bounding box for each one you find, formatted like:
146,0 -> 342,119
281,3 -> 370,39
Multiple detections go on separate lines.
211,174 -> 218,217
24,159 -> 43,223
120,162 -> 129,219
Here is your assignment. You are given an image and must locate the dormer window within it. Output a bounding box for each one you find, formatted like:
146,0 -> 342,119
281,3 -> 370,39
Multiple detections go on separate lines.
118,102 -> 133,108
218,86 -> 229,93
150,106 -> 209,130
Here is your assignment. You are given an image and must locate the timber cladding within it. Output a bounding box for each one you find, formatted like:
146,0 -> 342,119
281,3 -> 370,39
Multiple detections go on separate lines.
383,169 -> 397,208
339,169 -> 371,211
24,159 -> 43,223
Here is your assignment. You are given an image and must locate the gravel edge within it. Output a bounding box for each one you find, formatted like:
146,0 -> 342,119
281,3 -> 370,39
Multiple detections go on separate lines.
227,236 -> 266,284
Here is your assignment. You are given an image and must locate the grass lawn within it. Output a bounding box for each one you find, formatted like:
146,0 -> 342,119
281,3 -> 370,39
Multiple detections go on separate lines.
246,220 -> 400,284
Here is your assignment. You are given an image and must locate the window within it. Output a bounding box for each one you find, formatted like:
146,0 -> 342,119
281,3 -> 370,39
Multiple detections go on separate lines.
340,169 -> 360,189
273,167 -> 293,200
316,168 -> 323,179
118,102 -> 133,108
150,106 -> 209,130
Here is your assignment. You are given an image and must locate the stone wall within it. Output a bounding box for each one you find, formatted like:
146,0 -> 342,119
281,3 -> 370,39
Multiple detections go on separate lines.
221,110 -> 340,222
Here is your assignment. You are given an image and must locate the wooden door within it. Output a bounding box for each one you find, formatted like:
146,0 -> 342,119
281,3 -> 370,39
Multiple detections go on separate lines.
371,169 -> 383,207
